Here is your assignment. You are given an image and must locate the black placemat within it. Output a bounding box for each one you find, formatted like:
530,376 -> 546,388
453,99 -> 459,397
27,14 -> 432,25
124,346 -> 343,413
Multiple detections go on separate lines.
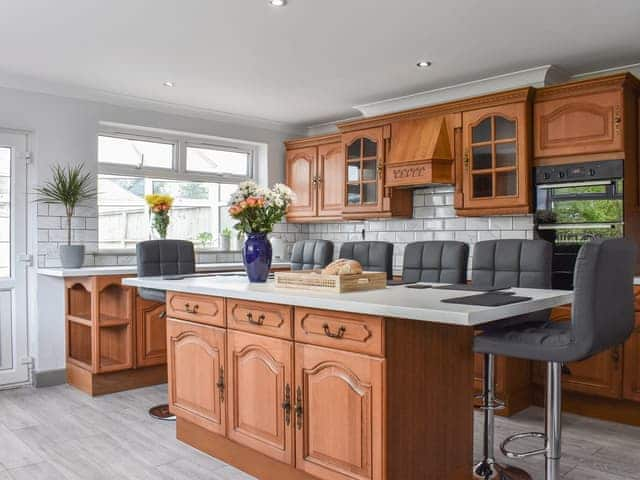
441,292 -> 532,307
433,284 -> 511,292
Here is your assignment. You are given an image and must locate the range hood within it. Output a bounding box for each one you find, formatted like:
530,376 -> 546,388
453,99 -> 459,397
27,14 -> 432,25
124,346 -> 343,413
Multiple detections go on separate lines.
385,116 -> 454,187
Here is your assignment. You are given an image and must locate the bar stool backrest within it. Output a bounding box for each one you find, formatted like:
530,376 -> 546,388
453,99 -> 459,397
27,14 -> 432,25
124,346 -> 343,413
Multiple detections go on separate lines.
290,239 -> 334,271
339,241 -> 394,279
571,239 -> 636,361
402,241 -> 469,284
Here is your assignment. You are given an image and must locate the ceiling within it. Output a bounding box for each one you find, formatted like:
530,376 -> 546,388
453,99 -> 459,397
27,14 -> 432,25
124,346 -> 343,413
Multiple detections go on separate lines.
0,0 -> 639,127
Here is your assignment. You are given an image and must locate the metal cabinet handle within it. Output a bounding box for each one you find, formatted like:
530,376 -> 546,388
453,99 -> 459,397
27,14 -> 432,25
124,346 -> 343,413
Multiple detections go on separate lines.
322,323 -> 346,339
184,303 -> 199,314
246,312 -> 265,326
295,386 -> 303,430
282,384 -> 292,426
464,151 -> 470,170
611,347 -> 621,365
216,366 -> 225,403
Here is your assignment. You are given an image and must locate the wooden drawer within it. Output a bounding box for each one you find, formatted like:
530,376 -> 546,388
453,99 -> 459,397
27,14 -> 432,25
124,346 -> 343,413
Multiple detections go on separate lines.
227,300 -> 293,339
294,307 -> 384,357
166,292 -> 225,327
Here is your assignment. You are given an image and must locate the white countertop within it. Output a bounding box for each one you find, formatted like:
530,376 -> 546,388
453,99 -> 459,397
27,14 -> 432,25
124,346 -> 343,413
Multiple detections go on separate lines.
38,262 -> 291,278
122,275 -> 573,327
636,276 -> 640,285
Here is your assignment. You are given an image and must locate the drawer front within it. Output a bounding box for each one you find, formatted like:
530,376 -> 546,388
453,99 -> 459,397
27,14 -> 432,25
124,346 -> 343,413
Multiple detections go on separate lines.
294,307 -> 384,356
227,300 -> 293,339
166,292 -> 225,327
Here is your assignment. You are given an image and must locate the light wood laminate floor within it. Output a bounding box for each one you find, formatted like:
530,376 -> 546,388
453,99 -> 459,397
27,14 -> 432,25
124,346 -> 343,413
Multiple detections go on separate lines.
0,384 -> 638,479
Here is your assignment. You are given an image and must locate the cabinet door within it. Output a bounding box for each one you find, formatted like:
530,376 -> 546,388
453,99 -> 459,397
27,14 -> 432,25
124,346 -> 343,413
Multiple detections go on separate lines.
534,90 -> 623,158
462,103 -> 529,212
317,142 -> 344,218
135,297 -> 167,367
342,127 -> 385,215
167,319 -> 226,435
295,343 -> 384,480
227,330 -> 294,464
623,327 -> 640,402
286,147 -> 317,219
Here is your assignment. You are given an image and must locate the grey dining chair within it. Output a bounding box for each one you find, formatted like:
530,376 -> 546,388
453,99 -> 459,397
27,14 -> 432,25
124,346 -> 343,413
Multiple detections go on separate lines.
401,240 -> 469,284
472,239 -> 553,480
339,241 -> 394,280
475,239 -> 636,480
290,239 -> 334,271
136,239 -> 196,421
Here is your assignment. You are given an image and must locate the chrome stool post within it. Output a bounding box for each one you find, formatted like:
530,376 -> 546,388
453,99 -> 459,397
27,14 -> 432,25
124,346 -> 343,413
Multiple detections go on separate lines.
499,362 -> 562,480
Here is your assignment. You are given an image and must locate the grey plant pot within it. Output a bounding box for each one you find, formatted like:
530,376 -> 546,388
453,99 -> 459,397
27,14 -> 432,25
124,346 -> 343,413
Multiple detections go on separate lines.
60,245 -> 85,268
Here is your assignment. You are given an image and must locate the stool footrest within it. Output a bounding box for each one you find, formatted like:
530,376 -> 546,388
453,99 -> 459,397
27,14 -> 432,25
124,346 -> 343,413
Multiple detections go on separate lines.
500,432 -> 546,459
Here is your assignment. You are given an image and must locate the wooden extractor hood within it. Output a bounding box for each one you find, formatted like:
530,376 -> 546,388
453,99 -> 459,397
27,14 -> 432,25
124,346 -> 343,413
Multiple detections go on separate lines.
385,116 -> 454,187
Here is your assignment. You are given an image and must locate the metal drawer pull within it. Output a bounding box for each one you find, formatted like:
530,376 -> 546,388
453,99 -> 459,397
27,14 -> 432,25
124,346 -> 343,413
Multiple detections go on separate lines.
322,323 -> 346,339
247,312 -> 265,325
184,303 -> 199,314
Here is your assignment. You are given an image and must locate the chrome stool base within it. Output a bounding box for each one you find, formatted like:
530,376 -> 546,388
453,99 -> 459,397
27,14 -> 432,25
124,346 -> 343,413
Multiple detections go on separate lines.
473,461 -> 532,480
148,404 -> 176,421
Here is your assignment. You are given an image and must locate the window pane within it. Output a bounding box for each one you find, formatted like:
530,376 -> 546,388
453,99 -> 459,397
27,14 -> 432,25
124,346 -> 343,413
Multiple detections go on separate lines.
495,142 -> 516,168
496,170 -> 517,197
98,136 -> 173,169
472,145 -> 492,170
98,175 -> 240,250
472,174 -> 493,198
186,146 -> 249,176
495,116 -> 516,140
472,118 -> 492,143
0,148 -> 10,278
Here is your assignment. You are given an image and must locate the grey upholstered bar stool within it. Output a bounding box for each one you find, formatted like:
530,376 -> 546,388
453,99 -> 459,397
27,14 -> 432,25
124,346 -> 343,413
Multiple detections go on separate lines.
401,240 -> 469,283
290,239 -> 334,271
475,239 -> 637,480
472,239 -> 553,480
136,239 -> 196,420
339,241 -> 394,279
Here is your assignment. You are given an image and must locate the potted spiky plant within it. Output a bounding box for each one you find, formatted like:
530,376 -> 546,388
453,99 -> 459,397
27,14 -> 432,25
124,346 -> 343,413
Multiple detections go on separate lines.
36,163 -> 96,268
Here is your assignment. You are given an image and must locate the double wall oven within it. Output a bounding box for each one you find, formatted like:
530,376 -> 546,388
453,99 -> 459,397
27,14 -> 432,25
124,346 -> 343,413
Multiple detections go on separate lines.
534,160 -> 624,290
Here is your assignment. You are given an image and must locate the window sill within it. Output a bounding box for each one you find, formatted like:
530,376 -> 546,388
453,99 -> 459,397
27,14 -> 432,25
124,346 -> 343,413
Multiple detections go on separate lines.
96,248 -> 242,256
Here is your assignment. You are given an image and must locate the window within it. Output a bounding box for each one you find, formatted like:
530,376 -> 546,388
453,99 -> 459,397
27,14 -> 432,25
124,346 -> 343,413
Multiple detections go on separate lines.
97,130 -> 256,251
0,148 -> 10,277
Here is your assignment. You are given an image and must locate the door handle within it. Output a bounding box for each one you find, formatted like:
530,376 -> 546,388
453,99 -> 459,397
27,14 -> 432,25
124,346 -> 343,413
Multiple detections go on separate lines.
216,366 -> 225,403
282,384 -> 292,426
184,303 -> 199,314
295,386 -> 303,430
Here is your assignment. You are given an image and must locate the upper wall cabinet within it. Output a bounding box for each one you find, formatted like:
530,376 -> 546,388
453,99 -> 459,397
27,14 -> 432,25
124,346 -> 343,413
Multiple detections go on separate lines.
285,135 -> 344,222
386,116 -> 455,187
458,101 -> 531,216
534,89 -> 624,159
341,127 -> 412,220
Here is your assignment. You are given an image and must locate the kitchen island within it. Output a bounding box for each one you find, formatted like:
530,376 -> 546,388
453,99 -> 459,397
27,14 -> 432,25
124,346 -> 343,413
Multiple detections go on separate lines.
123,275 -> 572,480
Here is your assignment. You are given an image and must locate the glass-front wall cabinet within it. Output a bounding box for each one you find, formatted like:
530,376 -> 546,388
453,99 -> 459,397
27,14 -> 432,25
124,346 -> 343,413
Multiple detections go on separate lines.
461,103 -> 530,213
343,127 -> 384,213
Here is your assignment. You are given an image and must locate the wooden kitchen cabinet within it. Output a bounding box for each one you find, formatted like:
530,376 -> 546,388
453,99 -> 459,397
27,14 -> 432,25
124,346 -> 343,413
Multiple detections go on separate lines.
285,134 -> 344,222
473,353 -> 531,416
167,318 -> 226,435
135,297 -> 167,367
227,330 -> 294,464
534,88 -> 624,159
342,127 -> 412,220
294,343 -> 385,480
622,287 -> 640,401
459,101 -> 532,216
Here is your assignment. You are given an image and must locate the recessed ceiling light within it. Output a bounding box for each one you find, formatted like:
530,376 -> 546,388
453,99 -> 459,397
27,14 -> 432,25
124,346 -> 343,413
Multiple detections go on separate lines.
163,81 -> 175,87
416,61 -> 432,68
269,0 -> 287,6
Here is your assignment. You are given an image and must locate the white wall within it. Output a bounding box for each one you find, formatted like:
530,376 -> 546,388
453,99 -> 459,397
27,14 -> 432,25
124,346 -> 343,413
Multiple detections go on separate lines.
0,85 -> 302,375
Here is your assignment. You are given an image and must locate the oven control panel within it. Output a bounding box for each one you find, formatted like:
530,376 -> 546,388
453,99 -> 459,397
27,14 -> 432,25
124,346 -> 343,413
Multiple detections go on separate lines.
535,160 -> 623,185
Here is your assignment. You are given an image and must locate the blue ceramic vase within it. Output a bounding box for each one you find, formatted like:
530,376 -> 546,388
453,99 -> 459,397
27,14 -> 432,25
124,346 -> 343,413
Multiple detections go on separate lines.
242,232 -> 272,282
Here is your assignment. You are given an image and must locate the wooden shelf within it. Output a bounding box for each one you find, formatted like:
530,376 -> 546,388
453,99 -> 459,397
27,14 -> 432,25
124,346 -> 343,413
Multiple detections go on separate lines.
67,314 -> 92,327
99,314 -> 130,327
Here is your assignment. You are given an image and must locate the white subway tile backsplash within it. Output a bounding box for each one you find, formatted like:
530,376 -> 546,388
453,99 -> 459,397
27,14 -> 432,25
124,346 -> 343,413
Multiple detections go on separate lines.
466,217 -> 490,230
414,207 -> 436,218
444,218 -> 466,230
489,216 -> 513,230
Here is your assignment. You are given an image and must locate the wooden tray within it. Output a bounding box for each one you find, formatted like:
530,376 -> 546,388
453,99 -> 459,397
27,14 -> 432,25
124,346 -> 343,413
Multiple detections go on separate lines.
274,270 -> 387,293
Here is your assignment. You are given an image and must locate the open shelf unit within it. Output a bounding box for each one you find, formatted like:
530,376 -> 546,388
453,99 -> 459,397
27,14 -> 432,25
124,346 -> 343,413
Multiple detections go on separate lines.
65,275 -> 134,374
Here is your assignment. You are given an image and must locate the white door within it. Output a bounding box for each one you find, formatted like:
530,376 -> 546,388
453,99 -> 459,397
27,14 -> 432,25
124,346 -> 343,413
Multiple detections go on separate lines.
0,131 -> 30,387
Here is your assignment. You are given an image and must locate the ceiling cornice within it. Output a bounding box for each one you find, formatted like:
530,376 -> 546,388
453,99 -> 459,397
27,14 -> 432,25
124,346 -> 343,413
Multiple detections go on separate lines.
0,69 -> 305,135
352,65 -> 569,118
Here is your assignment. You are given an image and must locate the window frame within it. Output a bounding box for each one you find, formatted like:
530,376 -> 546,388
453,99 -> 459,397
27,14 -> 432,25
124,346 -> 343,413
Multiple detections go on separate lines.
97,126 -> 258,253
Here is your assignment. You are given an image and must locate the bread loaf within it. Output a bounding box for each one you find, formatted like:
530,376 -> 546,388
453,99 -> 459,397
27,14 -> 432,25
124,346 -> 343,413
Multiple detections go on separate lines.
321,259 -> 363,275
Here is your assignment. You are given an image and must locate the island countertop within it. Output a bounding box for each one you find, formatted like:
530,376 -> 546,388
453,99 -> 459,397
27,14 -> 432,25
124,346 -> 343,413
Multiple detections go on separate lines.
123,275 -> 573,327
